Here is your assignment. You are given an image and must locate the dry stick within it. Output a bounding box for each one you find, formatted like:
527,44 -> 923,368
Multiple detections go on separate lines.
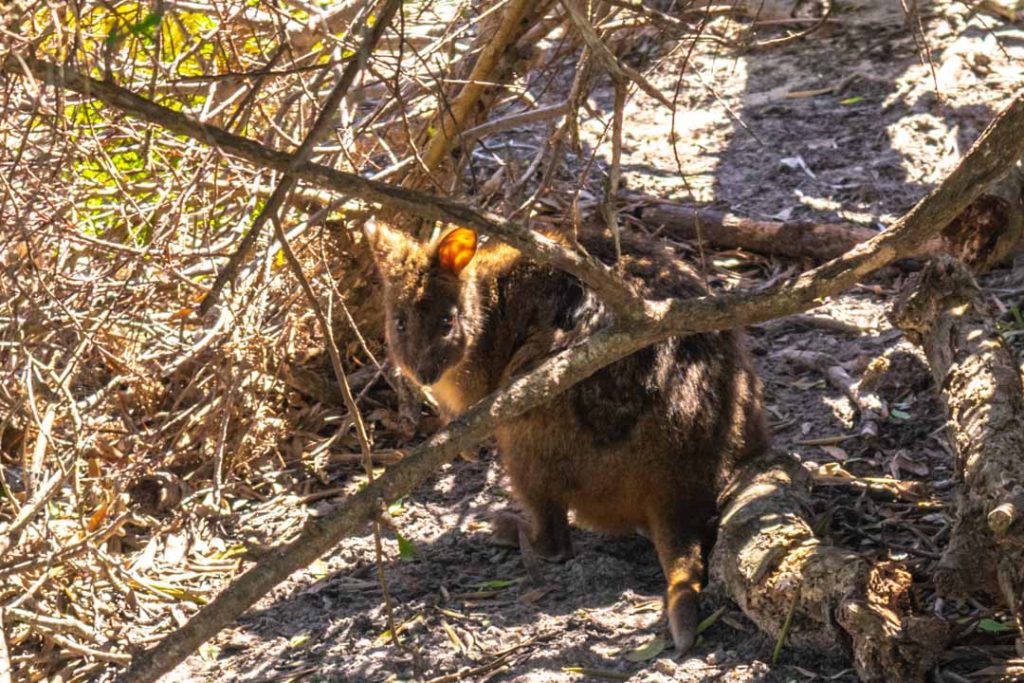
559,0 -> 673,108
0,608 -> 10,683
746,0 -> 832,49
198,0 -> 402,316
83,89 -> 1024,682
603,81 -> 626,259
413,0 -> 540,176
777,349 -> 886,438
0,463 -> 73,557
2,54 -> 645,319
462,102 -> 569,141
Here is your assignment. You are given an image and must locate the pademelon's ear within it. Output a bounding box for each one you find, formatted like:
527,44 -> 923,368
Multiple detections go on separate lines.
363,218 -> 408,266
436,227 -> 477,276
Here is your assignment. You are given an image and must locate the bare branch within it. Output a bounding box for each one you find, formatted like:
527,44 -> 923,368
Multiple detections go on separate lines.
559,0 -> 673,108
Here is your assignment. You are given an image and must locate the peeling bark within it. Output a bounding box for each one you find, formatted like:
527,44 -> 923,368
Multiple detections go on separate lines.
890,258 -> 1024,633
712,452 -> 948,682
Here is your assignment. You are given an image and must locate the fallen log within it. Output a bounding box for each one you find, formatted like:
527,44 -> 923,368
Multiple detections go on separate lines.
624,159 -> 1024,267
890,259 -> 1024,639
711,452 -> 947,682
626,196 -> 877,261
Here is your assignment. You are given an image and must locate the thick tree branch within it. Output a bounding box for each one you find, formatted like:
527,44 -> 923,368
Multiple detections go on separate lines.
891,258 -> 1024,633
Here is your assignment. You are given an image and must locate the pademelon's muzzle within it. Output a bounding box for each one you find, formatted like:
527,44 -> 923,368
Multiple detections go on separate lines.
414,358 -> 444,386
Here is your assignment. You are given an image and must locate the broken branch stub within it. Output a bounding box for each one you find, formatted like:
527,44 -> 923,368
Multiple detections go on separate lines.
711,452 -> 947,682
890,258 -> 1024,617
933,159 -> 1024,272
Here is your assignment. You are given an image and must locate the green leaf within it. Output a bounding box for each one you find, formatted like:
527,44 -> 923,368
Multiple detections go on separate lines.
475,578 -> 515,589
890,408 -> 911,420
977,618 -> 1013,633
387,498 -> 406,516
624,636 -> 667,662
697,606 -> 726,635
131,10 -> 165,37
198,642 -> 220,661
839,96 -> 864,105
1010,304 -> 1024,329
396,532 -> 416,561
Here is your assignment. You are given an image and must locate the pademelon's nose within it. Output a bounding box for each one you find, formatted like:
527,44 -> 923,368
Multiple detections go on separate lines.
415,359 -> 443,386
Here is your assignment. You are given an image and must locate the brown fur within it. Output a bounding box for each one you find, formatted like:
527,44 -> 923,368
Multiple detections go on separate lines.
366,220 -> 769,653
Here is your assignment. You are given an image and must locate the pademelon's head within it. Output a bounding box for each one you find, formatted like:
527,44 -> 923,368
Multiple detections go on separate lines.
364,219 -> 481,387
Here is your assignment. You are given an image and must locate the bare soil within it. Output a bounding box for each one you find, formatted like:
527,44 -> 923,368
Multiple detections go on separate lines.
167,2 -> 1024,681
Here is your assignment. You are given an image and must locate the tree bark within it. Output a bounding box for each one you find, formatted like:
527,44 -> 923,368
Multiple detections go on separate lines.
630,197 -> 878,261
890,258 -> 1024,638
712,453 -> 947,682
931,160 -> 1024,272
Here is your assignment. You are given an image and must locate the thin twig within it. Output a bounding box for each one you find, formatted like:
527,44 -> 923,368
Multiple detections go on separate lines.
560,0 -> 673,108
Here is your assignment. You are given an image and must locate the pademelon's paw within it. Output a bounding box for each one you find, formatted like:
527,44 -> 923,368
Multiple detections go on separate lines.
486,511 -> 574,563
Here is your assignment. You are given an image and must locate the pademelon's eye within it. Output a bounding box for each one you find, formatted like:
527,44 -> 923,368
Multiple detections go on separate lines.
394,317 -> 407,333
440,312 -> 456,334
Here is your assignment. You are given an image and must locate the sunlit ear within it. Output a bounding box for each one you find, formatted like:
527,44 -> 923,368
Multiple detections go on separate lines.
436,227 -> 477,276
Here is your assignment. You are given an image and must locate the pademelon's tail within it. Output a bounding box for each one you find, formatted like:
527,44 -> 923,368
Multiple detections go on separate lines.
651,520 -> 705,654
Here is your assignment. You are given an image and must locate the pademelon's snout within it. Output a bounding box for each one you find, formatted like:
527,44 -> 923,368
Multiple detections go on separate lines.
414,357 -> 445,386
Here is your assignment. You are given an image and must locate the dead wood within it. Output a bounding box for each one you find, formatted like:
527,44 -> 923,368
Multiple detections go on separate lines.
198,0 -> 402,316
712,452 -> 948,682
0,608 -> 10,683
627,196 -> 878,260
777,349 -> 887,438
627,165 -> 1024,265
402,0 -> 556,194
890,258 -> 1024,635
933,159 -> 1024,272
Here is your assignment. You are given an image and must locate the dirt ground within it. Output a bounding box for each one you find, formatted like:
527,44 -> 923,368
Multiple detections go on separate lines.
164,2 -> 1024,681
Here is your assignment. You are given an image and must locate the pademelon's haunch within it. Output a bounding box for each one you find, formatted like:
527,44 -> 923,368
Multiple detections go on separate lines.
366,219 -> 768,653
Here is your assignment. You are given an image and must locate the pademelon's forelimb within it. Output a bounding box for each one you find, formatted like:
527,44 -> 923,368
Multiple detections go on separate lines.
489,498 -> 574,562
